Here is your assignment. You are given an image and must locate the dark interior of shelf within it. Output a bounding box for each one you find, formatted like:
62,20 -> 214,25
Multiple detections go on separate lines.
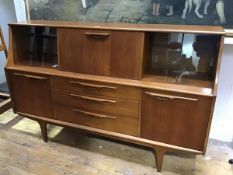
143,32 -> 221,88
12,26 -> 58,68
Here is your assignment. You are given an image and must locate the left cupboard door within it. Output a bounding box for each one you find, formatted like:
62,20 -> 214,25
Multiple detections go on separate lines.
6,71 -> 54,119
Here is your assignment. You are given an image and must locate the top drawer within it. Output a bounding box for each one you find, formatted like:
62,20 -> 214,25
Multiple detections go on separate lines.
51,76 -> 140,100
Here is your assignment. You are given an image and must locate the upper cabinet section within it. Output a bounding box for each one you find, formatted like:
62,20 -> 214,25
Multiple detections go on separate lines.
58,28 -> 144,79
7,22 -> 225,95
142,32 -> 222,90
11,26 -> 58,68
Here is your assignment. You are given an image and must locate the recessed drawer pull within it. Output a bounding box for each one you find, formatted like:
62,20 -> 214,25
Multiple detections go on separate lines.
70,81 -> 117,90
85,32 -> 110,40
14,73 -> 47,80
145,92 -> 198,102
72,109 -> 117,120
69,94 -> 117,103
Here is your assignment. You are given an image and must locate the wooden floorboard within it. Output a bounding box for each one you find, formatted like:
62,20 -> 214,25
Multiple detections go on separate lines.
0,111 -> 158,175
0,161 -> 38,175
0,129 -> 133,175
0,129 -> 157,175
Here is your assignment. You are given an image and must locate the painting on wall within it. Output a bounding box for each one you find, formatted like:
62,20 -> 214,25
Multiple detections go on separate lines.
28,0 -> 233,29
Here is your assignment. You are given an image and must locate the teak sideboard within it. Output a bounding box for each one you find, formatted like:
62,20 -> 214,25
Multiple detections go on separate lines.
5,20 -> 225,172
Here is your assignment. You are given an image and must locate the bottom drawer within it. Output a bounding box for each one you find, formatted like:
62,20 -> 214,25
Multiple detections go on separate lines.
54,104 -> 139,136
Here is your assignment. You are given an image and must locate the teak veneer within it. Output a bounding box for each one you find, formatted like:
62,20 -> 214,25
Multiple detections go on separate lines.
5,20 -> 225,172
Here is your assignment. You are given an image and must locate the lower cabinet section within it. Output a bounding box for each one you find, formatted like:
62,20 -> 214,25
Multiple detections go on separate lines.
54,104 -> 139,136
140,89 -> 213,151
6,70 -> 214,152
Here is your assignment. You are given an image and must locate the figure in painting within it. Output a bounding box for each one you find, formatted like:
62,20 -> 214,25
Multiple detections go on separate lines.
164,0 -> 175,16
216,0 -> 226,24
181,0 -> 226,24
153,0 -> 175,16
182,0 -> 211,19
82,0 -> 88,14
152,0 -> 161,16
82,0 -> 96,14
48,0 -> 56,7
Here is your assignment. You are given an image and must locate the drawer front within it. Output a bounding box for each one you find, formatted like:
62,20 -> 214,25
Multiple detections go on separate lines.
54,104 -> 139,136
51,76 -> 140,100
52,89 -> 139,119
140,89 -> 213,151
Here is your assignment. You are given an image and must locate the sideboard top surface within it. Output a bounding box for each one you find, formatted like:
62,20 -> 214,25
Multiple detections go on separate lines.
9,20 -> 225,35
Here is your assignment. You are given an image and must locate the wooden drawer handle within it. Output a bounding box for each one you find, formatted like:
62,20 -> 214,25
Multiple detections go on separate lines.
14,73 -> 47,80
145,92 -> 198,102
85,32 -> 110,40
70,94 -> 117,103
70,81 -> 117,90
72,109 -> 117,120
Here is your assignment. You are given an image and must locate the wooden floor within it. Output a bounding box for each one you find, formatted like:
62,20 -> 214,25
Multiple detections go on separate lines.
0,110 -> 232,175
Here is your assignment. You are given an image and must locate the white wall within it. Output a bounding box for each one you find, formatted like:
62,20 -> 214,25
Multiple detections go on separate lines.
0,0 -> 16,84
210,40 -> 233,142
14,0 -> 27,22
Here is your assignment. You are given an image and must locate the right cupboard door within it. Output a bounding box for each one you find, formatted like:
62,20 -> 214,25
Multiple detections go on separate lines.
141,90 -> 213,151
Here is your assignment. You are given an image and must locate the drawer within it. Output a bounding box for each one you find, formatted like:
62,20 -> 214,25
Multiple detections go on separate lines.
51,76 -> 140,100
52,89 -> 139,119
54,104 -> 139,136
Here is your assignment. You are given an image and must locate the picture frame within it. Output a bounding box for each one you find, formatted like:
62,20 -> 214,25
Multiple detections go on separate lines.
26,0 -> 233,29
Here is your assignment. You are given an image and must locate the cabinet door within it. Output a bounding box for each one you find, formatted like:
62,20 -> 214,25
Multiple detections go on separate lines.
58,29 -> 144,79
110,31 -> 144,79
141,90 -> 213,151
7,71 -> 54,118
58,29 -> 111,76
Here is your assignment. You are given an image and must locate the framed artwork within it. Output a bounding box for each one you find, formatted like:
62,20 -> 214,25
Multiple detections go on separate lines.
27,0 -> 233,29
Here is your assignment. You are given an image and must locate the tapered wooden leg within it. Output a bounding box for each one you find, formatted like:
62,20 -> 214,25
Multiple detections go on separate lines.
38,121 -> 48,142
154,147 -> 168,172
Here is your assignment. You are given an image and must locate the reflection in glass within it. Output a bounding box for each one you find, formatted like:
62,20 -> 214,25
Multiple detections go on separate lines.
149,32 -> 220,86
28,27 -> 58,67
